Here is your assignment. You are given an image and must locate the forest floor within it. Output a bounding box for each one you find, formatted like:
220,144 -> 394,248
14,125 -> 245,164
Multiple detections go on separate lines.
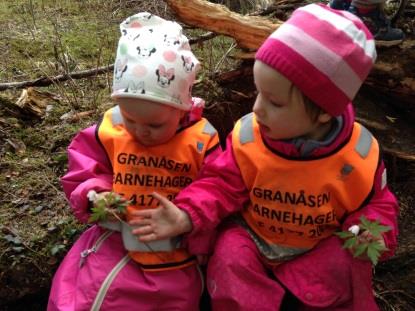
0,0 -> 414,310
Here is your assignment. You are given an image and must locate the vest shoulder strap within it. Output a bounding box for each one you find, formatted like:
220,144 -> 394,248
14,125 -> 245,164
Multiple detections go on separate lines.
202,119 -> 217,137
354,124 -> 375,159
239,112 -> 254,144
110,105 -> 124,126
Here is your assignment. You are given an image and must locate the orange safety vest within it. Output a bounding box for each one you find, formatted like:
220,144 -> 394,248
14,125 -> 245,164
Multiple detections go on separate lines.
232,113 -> 379,253
97,105 -> 219,271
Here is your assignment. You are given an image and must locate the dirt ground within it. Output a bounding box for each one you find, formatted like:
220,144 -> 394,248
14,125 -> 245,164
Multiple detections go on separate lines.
0,0 -> 414,310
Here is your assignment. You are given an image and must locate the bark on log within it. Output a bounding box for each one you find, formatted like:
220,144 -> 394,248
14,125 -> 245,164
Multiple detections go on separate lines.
166,0 -> 281,50
166,0 -> 415,118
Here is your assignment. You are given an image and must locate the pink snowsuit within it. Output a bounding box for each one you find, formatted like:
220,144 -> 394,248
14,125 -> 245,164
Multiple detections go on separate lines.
47,102 -> 221,311
175,105 -> 399,310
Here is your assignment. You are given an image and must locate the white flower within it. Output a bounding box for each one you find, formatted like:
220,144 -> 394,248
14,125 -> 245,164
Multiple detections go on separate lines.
348,225 -> 360,236
87,190 -> 98,202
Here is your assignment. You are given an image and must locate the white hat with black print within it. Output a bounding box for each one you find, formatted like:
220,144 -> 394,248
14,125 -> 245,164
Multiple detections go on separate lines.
111,12 -> 200,111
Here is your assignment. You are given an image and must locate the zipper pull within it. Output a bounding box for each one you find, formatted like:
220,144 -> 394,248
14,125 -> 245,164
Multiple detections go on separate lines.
79,246 -> 96,267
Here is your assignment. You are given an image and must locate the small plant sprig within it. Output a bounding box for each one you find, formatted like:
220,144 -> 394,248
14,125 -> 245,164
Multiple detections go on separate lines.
335,215 -> 391,265
87,190 -> 164,259
87,190 -> 130,223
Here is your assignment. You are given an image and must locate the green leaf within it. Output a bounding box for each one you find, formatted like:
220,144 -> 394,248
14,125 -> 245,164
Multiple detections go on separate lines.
353,243 -> 368,257
369,224 -> 391,238
343,236 -> 357,249
96,199 -> 106,210
335,231 -> 354,239
358,216 -> 391,238
368,240 -> 388,252
106,192 -> 116,202
359,215 -> 372,229
88,204 -> 109,223
367,244 -> 381,265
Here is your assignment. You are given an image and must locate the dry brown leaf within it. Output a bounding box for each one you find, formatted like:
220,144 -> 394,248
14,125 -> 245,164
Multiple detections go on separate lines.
15,87 -> 60,118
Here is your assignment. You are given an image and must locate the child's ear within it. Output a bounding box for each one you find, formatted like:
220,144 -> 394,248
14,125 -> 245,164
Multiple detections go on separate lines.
317,112 -> 333,124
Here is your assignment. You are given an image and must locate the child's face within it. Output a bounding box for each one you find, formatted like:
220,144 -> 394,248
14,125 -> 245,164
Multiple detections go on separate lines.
118,98 -> 185,147
253,61 -> 331,141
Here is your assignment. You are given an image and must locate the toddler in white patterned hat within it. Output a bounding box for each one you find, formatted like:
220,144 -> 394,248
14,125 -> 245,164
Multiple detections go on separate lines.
48,12 -> 220,310
111,12 -> 203,147
112,12 -> 199,113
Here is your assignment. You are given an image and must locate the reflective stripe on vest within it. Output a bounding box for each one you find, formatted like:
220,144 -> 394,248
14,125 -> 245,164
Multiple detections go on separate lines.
355,125 -> 372,158
97,106 -> 218,270
232,112 -> 379,255
240,113 -> 254,144
203,120 -> 217,136
111,105 -> 124,126
99,220 -> 179,252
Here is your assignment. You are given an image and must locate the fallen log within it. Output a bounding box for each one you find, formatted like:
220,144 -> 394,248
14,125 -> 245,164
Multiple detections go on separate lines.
166,0 -> 281,50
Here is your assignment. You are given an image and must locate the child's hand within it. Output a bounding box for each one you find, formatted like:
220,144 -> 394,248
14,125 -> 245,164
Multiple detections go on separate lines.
129,192 -> 193,242
335,216 -> 390,265
350,230 -> 386,261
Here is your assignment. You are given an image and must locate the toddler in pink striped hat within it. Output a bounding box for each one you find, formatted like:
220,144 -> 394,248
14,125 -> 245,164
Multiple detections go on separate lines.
255,3 -> 377,118
131,4 -> 398,310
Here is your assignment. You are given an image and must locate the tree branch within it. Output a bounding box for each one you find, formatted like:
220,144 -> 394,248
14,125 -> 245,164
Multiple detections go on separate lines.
0,65 -> 114,91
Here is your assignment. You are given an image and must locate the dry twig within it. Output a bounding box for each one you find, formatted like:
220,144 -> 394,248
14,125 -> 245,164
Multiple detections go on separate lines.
0,65 -> 114,92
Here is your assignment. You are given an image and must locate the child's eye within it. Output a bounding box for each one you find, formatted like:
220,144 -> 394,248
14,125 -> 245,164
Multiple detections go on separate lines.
148,123 -> 163,129
270,100 -> 283,107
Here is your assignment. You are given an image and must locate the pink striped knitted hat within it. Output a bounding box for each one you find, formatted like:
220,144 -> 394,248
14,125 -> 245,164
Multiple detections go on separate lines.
255,3 -> 377,116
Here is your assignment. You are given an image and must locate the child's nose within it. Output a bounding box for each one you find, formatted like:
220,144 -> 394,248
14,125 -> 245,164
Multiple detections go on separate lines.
136,126 -> 150,137
252,97 -> 264,117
